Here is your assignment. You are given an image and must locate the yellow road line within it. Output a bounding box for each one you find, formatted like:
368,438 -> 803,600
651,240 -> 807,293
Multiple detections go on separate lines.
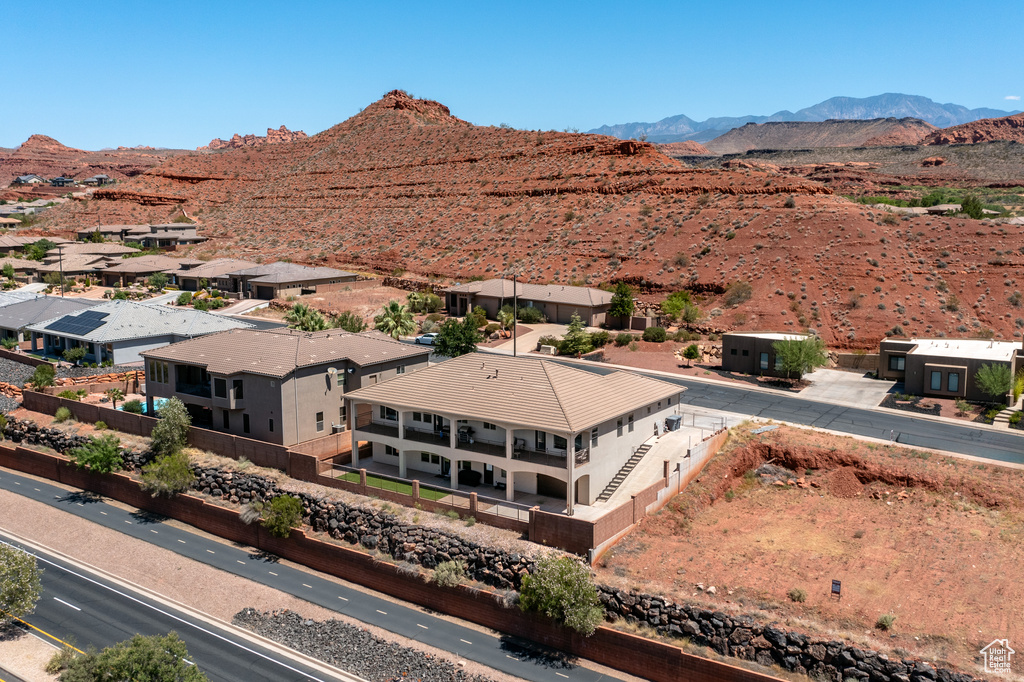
1,611 -> 84,654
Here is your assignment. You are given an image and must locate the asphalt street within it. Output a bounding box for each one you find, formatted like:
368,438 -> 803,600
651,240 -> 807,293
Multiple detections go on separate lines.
1,534 -> 344,682
0,470 -> 622,682
554,360 -> 1024,464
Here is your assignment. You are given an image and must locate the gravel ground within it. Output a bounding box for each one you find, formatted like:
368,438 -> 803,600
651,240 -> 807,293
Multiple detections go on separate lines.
235,609 -> 499,682
56,363 -> 142,380
0,357 -> 36,388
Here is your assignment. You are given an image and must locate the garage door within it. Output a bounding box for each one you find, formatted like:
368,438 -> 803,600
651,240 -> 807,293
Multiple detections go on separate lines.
256,286 -> 275,300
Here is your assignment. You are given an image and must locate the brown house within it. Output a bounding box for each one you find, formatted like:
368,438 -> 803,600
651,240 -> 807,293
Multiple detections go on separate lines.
878,338 -> 1024,404
721,332 -> 812,378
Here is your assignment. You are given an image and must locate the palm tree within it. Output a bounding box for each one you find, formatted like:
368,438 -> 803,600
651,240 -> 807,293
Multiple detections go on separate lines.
285,304 -> 329,332
497,309 -> 516,334
406,291 -> 423,314
374,301 -> 416,339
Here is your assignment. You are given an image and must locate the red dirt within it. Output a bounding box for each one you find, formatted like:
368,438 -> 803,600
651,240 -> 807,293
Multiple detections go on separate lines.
923,112 -> 1024,145
596,424 -> 1024,673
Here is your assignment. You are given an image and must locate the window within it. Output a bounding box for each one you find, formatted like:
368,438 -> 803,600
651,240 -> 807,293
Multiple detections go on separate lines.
379,406 -> 397,421
774,356 -> 784,371
214,378 -> 227,399
628,415 -> 634,432
553,435 -> 567,451
385,445 -> 399,457
591,428 -> 598,447
647,406 -> 651,414
483,422 -> 496,430
421,453 -> 430,463
730,348 -> 737,355
316,411 -> 324,432
948,373 -> 959,393
222,411 -> 229,429
461,461 -> 473,470
339,404 -> 346,426
413,412 -> 422,422
243,414 -> 250,434
741,349 -> 749,357
337,373 -> 345,387
431,454 -> 440,465
397,365 -> 405,375
759,352 -> 769,371
617,419 -> 623,437
930,371 -> 942,391
889,355 -> 905,371
233,379 -> 243,399
269,418 -> 274,433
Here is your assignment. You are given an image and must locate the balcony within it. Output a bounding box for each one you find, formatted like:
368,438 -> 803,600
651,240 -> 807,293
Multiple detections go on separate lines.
355,420 -> 399,439
175,383 -> 211,399
511,448 -> 568,469
574,448 -> 590,467
404,426 -> 449,447
456,439 -> 507,458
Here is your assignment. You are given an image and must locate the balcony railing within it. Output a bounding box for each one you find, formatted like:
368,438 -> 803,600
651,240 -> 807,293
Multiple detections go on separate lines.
404,426 -> 449,446
574,448 -> 590,467
355,420 -> 399,439
455,439 -> 507,458
175,383 -> 211,399
511,448 -> 568,469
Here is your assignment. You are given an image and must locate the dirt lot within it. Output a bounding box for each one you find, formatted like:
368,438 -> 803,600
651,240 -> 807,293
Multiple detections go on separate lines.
596,424 -> 1024,675
242,284 -> 413,328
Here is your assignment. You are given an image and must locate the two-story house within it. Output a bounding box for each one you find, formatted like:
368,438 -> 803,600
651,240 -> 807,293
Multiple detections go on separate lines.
142,328 -> 432,446
345,353 -> 685,512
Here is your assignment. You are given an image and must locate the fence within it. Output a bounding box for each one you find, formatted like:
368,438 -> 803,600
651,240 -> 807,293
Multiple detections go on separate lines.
0,347 -> 51,368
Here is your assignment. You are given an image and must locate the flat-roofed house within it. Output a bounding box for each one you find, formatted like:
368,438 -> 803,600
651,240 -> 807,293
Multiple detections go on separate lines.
142,329 -> 431,445
74,225 -> 147,242
346,353 -> 685,511
721,332 -> 813,378
879,338 -> 1024,403
0,295 -> 100,342
225,262 -> 359,300
26,300 -> 253,364
443,279 -> 614,326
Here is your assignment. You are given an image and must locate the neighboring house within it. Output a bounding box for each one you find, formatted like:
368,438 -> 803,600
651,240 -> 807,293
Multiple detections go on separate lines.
163,258 -> 260,292
0,296 -> 100,342
346,353 -> 685,510
0,291 -> 43,308
879,338 -> 1024,403
0,235 -> 72,256
443,279 -> 615,326
26,300 -> 253,364
46,242 -> 140,259
101,255 -> 202,287
35,254 -> 117,281
0,218 -> 21,230
50,176 -> 75,187
142,329 -> 431,446
81,174 -> 111,186
74,224 -> 146,242
225,262 -> 359,300
141,223 -> 206,247
12,174 -> 46,185
0,256 -> 41,280
721,332 -> 812,378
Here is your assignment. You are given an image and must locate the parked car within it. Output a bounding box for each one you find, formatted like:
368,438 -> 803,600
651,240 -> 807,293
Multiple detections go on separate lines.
415,332 -> 438,345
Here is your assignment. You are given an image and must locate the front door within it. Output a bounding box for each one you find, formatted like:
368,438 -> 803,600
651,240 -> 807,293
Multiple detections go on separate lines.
484,464 -> 494,485
535,431 -> 546,452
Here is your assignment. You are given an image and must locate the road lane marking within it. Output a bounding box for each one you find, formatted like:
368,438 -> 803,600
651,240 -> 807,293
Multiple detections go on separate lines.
99,511 -> 107,515
556,674 -> 570,679
150,529 -> 158,534
417,624 -> 428,629
338,596 -> 348,601
237,560 -> 246,565
177,539 -> 186,544
302,583 -> 312,589
1,612 -> 83,654
268,571 -> 278,576
124,520 -> 131,524
206,549 -> 215,554
53,597 -> 81,611
460,639 -> 472,645
376,609 -> 387,615
33,487 -> 40,491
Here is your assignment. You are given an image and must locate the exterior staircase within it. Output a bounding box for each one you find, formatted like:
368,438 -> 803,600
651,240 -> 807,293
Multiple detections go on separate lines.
596,442 -> 653,503
993,397 -> 1023,428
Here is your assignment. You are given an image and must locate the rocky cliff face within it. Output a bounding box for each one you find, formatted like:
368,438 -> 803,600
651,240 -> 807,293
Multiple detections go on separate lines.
923,112 -> 1024,145
198,125 -> 308,150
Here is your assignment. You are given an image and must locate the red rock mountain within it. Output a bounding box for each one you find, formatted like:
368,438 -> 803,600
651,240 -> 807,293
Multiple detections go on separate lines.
38,90 -> 1024,348
198,125 -> 309,151
704,118 -> 936,155
656,141 -> 712,156
923,112 -> 1024,145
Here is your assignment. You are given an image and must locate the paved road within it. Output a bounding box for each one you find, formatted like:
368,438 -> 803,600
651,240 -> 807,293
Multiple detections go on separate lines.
0,535 -> 345,682
551,359 -> 1024,464
0,666 -> 28,682
0,470 -> 621,682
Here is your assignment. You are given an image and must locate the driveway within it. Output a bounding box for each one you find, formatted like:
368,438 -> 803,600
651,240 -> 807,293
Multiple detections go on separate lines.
492,322 -> 601,353
799,368 -> 896,409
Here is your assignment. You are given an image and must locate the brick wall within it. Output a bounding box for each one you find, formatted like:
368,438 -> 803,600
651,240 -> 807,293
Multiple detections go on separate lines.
0,348 -> 51,368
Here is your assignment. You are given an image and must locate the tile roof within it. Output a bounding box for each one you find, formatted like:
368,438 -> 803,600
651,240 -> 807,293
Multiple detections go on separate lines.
444,279 -> 614,307
346,352 -> 684,434
35,254 -> 112,273
27,300 -> 252,343
227,261 -> 358,284
142,328 -> 430,378
0,256 -> 40,271
0,235 -> 71,248
102,254 -> 200,274
0,291 -> 43,308
164,258 -> 260,279
0,295 -> 100,330
45,243 -> 140,257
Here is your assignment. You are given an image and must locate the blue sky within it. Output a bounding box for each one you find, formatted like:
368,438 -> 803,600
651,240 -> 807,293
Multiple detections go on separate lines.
3,0 -> 1021,149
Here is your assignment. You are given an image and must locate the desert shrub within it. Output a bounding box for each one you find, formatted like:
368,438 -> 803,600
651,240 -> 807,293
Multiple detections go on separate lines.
875,614 -> 896,631
140,450 -> 195,497
62,346 -> 87,365
331,310 -> 366,333
150,397 -> 190,456
783,195 -> 796,208
1010,411 -> 1023,425
723,281 -> 753,307
94,420 -> 108,430
432,560 -> 465,588
642,326 -> 667,342
590,330 -> 610,347
483,323 -> 501,335
520,556 -> 603,636
954,398 -> 971,417
516,306 -> 546,324
1014,370 -> 1024,403
122,399 -> 144,414
628,340 -> 638,351
176,291 -> 193,306
261,494 -> 303,538
975,363 -> 1012,401
0,337 -> 17,350
788,588 -> 807,603
67,434 -> 123,474
419,320 -> 440,334
614,332 -> 633,347
674,252 -> 690,267
57,390 -> 83,401
537,335 -> 562,351
54,406 -> 73,423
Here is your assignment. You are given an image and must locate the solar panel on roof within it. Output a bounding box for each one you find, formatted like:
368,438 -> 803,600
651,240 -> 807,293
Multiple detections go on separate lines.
45,310 -> 110,336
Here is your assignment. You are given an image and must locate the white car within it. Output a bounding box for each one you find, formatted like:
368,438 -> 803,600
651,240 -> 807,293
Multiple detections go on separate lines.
415,332 -> 438,345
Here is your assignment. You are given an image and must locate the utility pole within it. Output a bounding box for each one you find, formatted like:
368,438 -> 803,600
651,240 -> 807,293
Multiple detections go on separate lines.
57,244 -> 65,297
512,271 -> 518,357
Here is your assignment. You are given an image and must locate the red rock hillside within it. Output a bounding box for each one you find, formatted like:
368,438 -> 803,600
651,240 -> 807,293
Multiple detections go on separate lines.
923,112 -> 1024,145
37,90 -> 1024,349
656,141 -> 712,156
197,125 -> 308,151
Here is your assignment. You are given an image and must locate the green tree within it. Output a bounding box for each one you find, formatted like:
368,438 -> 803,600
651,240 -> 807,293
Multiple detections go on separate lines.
67,434 -> 124,475
62,346 -> 87,365
609,282 -> 635,320
497,309 -> 516,333
285,303 -> 329,331
105,388 -> 124,410
147,272 -> 169,290
150,397 -> 191,457
374,300 -> 416,339
434,317 -> 481,358
87,229 -> 105,243
58,633 -> 208,682
30,363 -> 55,388
683,343 -> 701,367
176,291 -> 193,306
406,291 -> 424,313
560,313 -> 593,357
772,335 -> 828,380
122,399 -> 144,414
960,194 -> 984,219
140,450 -> 195,498
519,555 -> 604,636
2,262 -> 15,279
25,239 -> 56,261
260,495 -> 303,538
975,363 -> 1012,402
331,310 -> 366,333
421,293 -> 443,313
661,291 -> 700,324
0,543 -> 42,625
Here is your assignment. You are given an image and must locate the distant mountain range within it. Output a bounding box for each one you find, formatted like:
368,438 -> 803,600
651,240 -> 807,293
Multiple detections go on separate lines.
589,94 -> 1023,144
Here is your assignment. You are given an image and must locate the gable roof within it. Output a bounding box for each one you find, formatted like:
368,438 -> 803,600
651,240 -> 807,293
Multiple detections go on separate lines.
227,261 -> 357,284
0,295 -> 100,330
444,279 -> 614,307
346,352 -> 683,433
27,300 -> 252,343
142,328 -> 430,378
